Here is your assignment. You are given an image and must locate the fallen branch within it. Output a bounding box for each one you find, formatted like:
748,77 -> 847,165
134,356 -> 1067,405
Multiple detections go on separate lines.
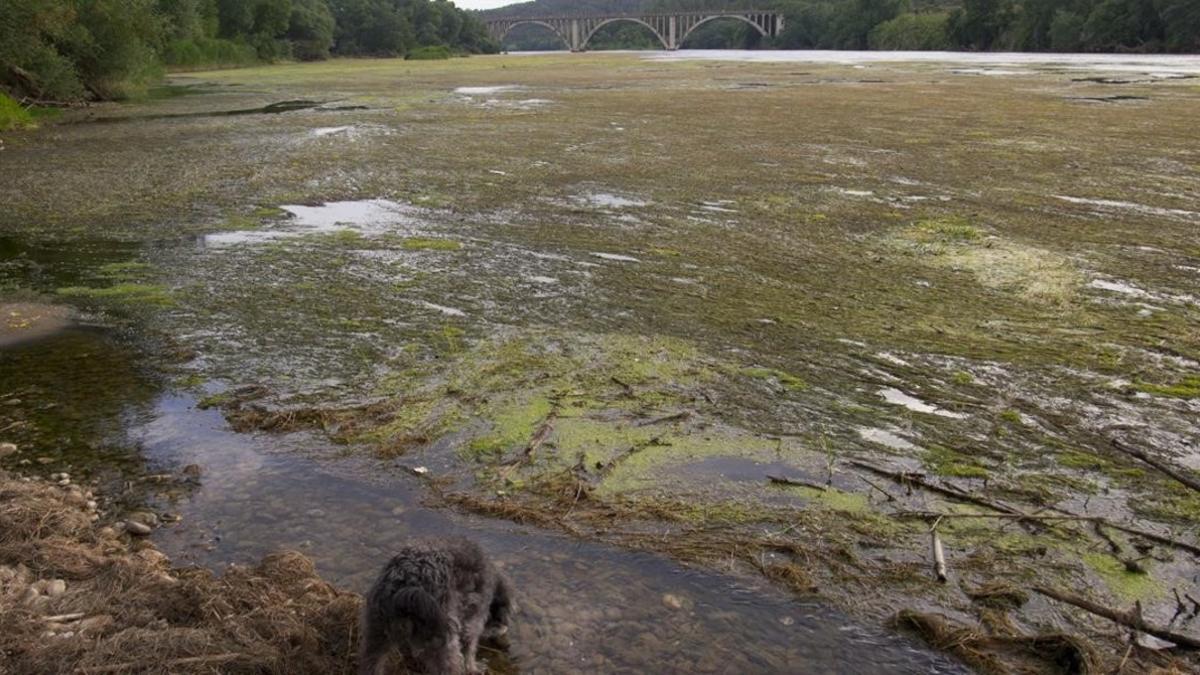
599,436 -> 664,476
1033,586 -> 1200,650
1110,438 -> 1200,494
500,410 -> 557,480
767,475 -> 827,491
850,460 -> 1024,515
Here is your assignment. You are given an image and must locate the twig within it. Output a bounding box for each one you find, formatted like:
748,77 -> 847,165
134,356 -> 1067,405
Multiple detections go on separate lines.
1110,438 -> 1200,494
859,475 -> 896,502
1032,586 -> 1200,650
636,410 -> 690,427
43,613 -> 85,623
931,517 -> 948,583
599,436 -> 664,475
1094,521 -> 1123,555
500,410 -> 557,480
850,460 -> 1024,515
767,474 -> 827,491
1115,643 -> 1133,673
610,376 -> 633,397
78,653 -> 246,673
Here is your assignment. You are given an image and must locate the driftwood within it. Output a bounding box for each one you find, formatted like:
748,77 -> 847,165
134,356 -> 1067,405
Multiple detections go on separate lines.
1033,586 -> 1200,650
931,522 -> 948,583
1110,438 -> 1200,494
499,411 -> 557,480
766,474 -> 827,491
849,460 -> 1024,515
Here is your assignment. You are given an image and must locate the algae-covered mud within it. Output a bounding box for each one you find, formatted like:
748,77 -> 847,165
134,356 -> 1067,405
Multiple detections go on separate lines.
2,52 -> 1200,672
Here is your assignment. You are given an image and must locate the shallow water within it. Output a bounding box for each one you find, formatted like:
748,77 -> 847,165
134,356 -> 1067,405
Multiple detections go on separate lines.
0,327 -> 968,674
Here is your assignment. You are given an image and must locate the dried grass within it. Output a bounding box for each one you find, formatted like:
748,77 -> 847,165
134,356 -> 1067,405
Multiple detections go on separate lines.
0,472 -> 361,674
891,609 -> 1096,675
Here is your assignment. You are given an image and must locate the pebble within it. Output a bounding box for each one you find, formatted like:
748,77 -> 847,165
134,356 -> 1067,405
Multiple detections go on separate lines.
86,500 -> 98,511
661,593 -> 685,610
0,442 -> 17,457
128,511 -> 159,527
46,579 -> 67,597
124,521 -> 153,536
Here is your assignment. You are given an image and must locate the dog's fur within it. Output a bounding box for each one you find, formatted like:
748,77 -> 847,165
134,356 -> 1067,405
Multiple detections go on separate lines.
359,538 -> 512,675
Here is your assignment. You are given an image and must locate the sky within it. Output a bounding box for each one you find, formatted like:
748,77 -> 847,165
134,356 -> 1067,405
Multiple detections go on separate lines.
454,0 -> 519,9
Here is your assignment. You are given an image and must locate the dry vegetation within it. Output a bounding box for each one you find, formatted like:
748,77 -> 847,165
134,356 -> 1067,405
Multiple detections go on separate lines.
0,471 -> 360,674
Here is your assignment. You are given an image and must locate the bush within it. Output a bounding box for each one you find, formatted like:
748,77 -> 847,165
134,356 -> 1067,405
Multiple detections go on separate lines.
162,37 -> 259,69
869,13 -> 953,50
406,45 -> 453,60
0,93 -> 35,131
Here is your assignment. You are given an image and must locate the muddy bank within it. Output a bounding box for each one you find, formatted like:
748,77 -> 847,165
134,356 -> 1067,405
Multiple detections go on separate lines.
0,469 -> 359,674
0,327 -> 967,674
2,52 -> 1200,673
0,303 -> 72,348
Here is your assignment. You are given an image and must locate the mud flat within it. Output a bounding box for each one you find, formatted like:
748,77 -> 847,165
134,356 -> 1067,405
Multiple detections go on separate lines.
2,52 -> 1200,672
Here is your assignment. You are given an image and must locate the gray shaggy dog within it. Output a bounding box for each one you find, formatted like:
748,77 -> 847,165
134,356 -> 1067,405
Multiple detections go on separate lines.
359,538 -> 512,675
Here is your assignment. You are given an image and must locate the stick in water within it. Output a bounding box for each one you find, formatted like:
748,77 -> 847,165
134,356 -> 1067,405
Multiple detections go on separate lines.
930,517 -> 948,583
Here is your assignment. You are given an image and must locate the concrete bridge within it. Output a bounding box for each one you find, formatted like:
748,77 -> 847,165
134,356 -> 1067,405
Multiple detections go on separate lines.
485,10 -> 784,52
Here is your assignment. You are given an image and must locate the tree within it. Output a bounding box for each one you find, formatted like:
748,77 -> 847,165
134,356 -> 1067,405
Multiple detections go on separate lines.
288,0 -> 335,60
869,13 -> 953,50
1154,0 -> 1198,51
949,0 -> 1017,50
1083,0 -> 1163,51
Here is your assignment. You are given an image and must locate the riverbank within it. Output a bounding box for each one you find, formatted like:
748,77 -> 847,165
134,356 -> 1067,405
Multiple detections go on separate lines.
2,52 -> 1199,672
0,468 -> 359,674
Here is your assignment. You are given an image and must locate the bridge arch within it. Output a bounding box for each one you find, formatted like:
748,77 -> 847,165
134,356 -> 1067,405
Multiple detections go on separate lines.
679,14 -> 769,47
496,20 -> 572,51
582,18 -> 669,51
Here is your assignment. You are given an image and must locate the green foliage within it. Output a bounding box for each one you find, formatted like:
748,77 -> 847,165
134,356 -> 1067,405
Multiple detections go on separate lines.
0,0 -> 493,103
491,0 -> 1197,54
869,12 -> 953,49
0,93 -> 35,131
288,0 -> 336,60
329,0 -> 497,57
406,45 -> 452,60
162,37 -> 259,68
